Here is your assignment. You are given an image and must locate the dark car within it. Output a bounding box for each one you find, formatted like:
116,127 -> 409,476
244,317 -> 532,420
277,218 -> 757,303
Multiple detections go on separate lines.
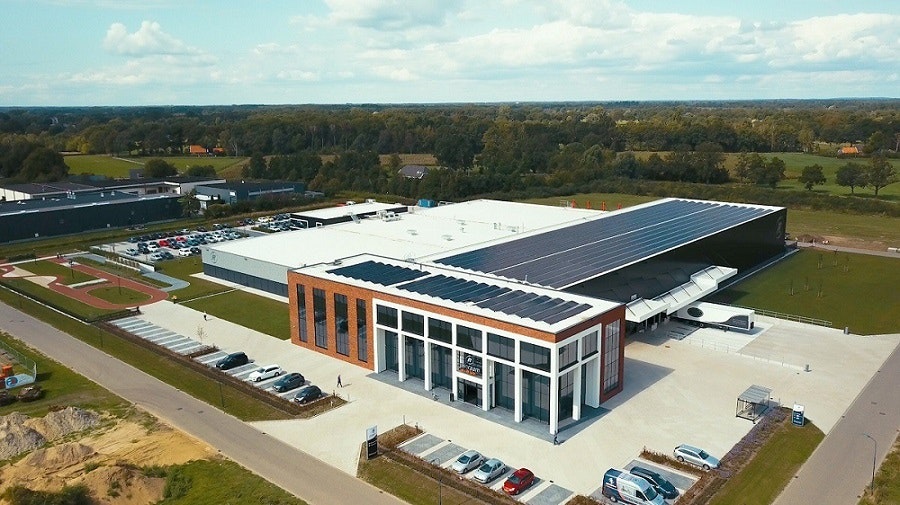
293,385 -> 322,404
630,466 -> 679,499
215,352 -> 249,370
190,246 -> 201,255
272,372 -> 305,392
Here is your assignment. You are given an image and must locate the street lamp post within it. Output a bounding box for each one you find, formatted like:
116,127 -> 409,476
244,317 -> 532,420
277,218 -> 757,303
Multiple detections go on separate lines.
863,433 -> 876,495
430,458 -> 443,505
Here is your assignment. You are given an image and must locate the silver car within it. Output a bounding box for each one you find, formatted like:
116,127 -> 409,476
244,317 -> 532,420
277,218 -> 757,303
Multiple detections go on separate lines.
451,450 -> 483,474
472,458 -> 506,483
674,444 -> 720,470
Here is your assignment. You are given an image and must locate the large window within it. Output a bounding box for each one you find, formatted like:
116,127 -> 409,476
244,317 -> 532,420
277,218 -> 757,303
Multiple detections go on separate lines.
603,321 -> 621,392
377,305 -> 398,328
559,340 -> 578,371
313,288 -> 327,349
487,333 -> 515,362
582,331 -> 598,358
296,285 -> 307,343
559,369 -> 575,420
520,342 -> 551,372
522,371 -> 550,423
385,330 -> 399,371
457,325 -> 482,352
356,299 -> 368,362
428,317 -> 452,343
405,337 -> 425,380
494,362 -> 515,410
402,311 -> 424,336
335,294 -> 349,356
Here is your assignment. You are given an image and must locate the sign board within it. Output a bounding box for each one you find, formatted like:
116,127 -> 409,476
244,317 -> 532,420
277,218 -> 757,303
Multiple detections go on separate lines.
366,425 -> 378,459
458,353 -> 482,377
4,374 -> 35,390
792,404 -> 805,426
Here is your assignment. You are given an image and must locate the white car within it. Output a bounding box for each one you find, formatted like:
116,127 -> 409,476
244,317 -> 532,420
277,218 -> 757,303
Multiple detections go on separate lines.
248,365 -> 282,382
674,444 -> 720,470
451,450 -> 484,474
177,248 -> 192,257
472,458 -> 506,483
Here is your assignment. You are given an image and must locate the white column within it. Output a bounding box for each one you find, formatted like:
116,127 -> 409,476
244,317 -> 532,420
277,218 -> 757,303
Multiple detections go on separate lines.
397,333 -> 406,382
374,329 -> 386,373
514,366 -> 523,422
573,364 -> 583,421
481,361 -> 490,412
584,358 -> 601,408
424,341 -> 433,390
549,342 -> 560,435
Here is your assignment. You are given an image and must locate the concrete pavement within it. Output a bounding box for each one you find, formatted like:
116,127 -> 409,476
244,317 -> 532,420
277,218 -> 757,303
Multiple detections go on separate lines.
0,300 -> 403,505
774,340 -> 900,505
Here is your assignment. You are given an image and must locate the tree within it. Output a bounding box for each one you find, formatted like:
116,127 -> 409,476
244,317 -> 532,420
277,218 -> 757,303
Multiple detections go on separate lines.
734,152 -> 764,183
143,158 -> 177,178
19,146 -> 68,181
184,165 -> 217,177
178,189 -> 200,217
694,142 -> 728,184
749,156 -> 785,188
867,155 -> 897,196
246,153 -> 267,179
835,162 -> 867,195
798,164 -> 826,191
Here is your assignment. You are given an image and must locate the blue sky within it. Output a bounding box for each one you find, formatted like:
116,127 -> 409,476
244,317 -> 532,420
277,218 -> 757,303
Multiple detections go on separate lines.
2,0 -> 898,106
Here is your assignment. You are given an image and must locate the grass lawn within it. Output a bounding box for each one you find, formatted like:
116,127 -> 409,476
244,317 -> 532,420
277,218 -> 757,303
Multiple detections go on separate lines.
786,209 -> 900,247
0,277 -> 116,320
183,290 -> 291,340
63,154 -> 247,178
160,257 -> 231,300
526,192 -> 659,209
357,455 -> 474,505
157,458 -> 305,505
0,289 -> 292,422
709,420 -> 825,505
0,333 -> 129,418
710,249 -> 900,334
755,152 -> 900,201
75,257 -> 172,288
859,434 -> 900,505
18,260 -> 98,285
89,286 -> 152,305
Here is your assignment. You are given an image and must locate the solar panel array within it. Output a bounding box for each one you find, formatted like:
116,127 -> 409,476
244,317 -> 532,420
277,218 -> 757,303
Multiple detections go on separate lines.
396,275 -> 593,325
327,260 -> 427,286
435,199 -> 776,289
325,260 -> 595,325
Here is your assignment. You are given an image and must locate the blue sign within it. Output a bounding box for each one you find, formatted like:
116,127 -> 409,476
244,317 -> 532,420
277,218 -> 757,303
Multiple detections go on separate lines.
4,374 -> 35,389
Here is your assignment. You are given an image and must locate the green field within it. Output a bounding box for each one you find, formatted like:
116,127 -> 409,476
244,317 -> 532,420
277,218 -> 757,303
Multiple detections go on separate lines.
860,435 -> 900,505
157,459 -> 305,505
787,208 -> 900,247
710,249 -> 900,334
182,290 -> 291,340
0,277 -> 116,320
709,419 -> 825,505
89,286 -> 152,305
753,153 -> 900,201
159,256 -> 230,300
63,155 -> 246,178
526,192 -> 658,210
19,260 -> 98,285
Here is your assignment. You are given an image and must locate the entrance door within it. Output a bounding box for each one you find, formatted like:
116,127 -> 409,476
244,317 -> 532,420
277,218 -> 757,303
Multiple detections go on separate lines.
457,378 -> 482,406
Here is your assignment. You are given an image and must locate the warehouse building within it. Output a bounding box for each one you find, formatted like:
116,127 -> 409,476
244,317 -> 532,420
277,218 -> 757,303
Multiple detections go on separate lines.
204,198 -> 786,433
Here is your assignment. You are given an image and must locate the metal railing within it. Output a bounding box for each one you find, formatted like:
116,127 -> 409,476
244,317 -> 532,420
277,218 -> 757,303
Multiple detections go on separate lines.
733,305 -> 833,327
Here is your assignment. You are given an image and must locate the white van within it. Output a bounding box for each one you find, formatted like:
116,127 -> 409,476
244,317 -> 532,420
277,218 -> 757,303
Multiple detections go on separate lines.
602,468 -> 665,505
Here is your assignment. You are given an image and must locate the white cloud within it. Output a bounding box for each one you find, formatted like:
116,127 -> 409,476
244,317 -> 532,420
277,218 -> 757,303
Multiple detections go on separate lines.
324,0 -> 463,30
103,21 -> 199,56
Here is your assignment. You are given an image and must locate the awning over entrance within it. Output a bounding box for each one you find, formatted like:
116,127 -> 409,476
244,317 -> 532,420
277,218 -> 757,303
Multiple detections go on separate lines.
624,265 -> 737,323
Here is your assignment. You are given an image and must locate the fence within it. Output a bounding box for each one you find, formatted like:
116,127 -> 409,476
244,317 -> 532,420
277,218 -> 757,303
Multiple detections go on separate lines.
0,338 -> 38,379
733,305 -> 833,327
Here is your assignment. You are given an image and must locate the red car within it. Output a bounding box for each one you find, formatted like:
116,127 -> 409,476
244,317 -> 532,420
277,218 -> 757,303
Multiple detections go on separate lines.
158,239 -> 169,247
502,468 -> 534,495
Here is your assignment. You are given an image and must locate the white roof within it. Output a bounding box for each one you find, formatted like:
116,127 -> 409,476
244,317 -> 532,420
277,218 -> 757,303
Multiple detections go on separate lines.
291,200 -> 404,220
211,199 -> 604,269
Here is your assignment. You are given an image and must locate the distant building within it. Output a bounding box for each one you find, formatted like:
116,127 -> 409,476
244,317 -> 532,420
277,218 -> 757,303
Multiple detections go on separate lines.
188,145 -> 209,156
838,145 -> 860,156
193,181 -> 306,209
0,176 -> 224,202
398,165 -> 430,179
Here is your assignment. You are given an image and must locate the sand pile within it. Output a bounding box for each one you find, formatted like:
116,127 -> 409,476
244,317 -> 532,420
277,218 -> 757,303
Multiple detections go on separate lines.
0,407 -> 100,461
26,407 -> 101,440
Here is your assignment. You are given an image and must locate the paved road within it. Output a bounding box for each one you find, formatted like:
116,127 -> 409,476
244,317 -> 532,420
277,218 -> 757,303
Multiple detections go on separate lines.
774,339 -> 900,505
796,241 -> 900,259
0,301 -> 403,505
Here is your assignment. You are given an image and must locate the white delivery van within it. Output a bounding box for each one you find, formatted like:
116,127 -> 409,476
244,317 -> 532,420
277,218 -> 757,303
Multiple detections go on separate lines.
602,468 -> 665,505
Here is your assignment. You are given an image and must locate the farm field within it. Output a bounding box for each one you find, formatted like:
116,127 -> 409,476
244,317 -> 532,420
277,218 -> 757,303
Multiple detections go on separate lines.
63,154 -> 246,178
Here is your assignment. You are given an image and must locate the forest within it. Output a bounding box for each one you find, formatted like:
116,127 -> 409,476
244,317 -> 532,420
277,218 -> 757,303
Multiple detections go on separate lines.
0,100 -> 897,211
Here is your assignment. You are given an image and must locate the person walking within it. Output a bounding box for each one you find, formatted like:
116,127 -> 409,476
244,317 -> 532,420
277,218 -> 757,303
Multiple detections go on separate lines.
337,374 -> 343,387
202,313 -> 207,321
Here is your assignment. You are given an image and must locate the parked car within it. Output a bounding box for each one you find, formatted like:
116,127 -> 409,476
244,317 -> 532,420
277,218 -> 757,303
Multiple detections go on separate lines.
124,248 -> 139,256
177,248 -> 192,257
629,466 -> 679,500
603,468 -> 665,505
248,364 -> 283,382
190,246 -> 201,255
216,352 -> 249,370
674,444 -> 720,470
502,468 -> 535,495
148,252 -> 164,262
272,372 -> 305,392
293,385 -> 322,404
472,458 -> 506,484
451,450 -> 484,474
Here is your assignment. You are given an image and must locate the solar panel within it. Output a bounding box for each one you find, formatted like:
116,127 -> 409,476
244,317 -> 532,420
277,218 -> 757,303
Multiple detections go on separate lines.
328,260 -> 428,286
436,200 -> 775,288
395,275 -> 594,325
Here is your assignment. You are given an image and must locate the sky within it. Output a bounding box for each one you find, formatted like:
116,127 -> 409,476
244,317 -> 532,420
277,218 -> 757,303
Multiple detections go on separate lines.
2,0 -> 898,106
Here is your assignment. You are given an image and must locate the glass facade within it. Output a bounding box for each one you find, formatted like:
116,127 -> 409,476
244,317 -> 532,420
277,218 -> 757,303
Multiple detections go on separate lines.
558,369 -> 575,420
377,305 -> 398,328
204,264 -> 287,296
385,330 -> 399,371
487,332 -> 515,362
582,330 -> 598,358
430,344 -> 452,389
405,337 -> 425,380
457,325 -> 482,352
521,342 -> 551,372
428,317 -> 452,343
296,285 -> 307,342
493,362 -> 515,411
402,311 -> 424,336
559,340 -> 578,371
522,370 -> 550,423
335,294 -> 349,356
313,288 -> 327,349
603,320 -> 621,392
356,299 -> 367,362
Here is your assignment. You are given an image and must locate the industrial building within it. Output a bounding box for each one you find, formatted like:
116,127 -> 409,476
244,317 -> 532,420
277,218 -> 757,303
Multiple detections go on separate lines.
203,198 -> 786,433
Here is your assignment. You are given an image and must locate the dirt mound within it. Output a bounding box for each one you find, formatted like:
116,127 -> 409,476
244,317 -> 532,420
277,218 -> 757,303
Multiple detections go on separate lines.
21,443 -> 96,474
74,465 -> 165,505
26,407 -> 101,440
0,412 -> 46,460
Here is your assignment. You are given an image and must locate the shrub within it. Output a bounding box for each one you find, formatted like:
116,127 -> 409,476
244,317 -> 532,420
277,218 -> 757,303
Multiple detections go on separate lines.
163,467 -> 193,499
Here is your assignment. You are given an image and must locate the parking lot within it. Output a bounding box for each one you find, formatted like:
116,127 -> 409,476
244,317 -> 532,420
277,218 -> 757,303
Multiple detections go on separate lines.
131,298 -> 899,498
